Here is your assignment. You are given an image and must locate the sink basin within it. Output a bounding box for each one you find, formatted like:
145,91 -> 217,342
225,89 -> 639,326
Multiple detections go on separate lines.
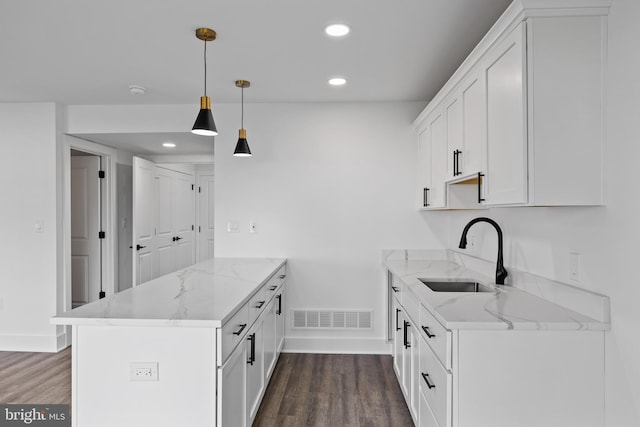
419,278 -> 493,293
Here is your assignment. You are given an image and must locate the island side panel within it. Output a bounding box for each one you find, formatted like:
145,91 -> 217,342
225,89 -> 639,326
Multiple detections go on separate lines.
454,329 -> 605,427
72,325 -> 216,427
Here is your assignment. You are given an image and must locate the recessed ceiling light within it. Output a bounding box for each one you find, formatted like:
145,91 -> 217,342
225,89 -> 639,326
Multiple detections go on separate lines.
129,85 -> 146,95
162,142 -> 176,148
325,24 -> 351,37
328,77 -> 347,86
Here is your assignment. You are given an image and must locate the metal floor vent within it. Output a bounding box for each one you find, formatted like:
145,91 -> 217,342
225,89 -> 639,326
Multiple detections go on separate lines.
292,310 -> 372,329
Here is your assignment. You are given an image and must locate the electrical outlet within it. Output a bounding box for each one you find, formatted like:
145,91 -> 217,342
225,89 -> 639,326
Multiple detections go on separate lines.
130,362 -> 159,381
249,221 -> 258,233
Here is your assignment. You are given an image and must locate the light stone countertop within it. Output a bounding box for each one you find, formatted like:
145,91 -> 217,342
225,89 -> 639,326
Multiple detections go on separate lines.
385,257 -> 610,331
51,257 -> 286,328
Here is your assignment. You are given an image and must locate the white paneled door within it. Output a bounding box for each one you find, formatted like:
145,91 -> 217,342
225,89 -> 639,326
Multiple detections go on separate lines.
133,157 -> 156,285
198,174 -> 215,262
71,155 -> 101,306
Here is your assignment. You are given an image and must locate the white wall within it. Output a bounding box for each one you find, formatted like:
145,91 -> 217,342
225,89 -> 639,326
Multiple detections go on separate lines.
426,1 -> 639,424
0,103 -> 64,351
213,102 -> 447,352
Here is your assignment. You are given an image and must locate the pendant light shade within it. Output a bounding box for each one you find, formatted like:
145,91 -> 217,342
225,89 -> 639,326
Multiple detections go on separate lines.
233,80 -> 252,157
191,28 -> 218,136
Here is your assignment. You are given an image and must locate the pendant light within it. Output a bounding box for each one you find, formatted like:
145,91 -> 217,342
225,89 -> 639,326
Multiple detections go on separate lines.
191,28 -> 218,136
233,80 -> 252,157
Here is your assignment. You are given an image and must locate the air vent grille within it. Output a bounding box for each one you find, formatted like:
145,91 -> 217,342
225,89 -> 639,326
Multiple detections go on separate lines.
292,310 -> 373,330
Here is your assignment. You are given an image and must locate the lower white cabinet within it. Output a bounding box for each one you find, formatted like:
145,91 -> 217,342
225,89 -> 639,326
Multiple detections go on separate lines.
390,277 -> 605,427
217,266 -> 287,427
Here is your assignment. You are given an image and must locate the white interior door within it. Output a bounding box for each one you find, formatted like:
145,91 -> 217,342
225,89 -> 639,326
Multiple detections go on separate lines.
197,174 -> 215,262
154,167 -> 175,278
172,170 -> 195,271
71,155 -> 101,306
132,157 -> 156,285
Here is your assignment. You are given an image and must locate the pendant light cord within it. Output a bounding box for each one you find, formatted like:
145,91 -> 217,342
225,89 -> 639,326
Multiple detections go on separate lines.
241,87 -> 244,128
203,39 -> 207,96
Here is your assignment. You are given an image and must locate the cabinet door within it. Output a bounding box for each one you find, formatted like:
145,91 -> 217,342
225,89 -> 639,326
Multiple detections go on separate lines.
392,298 -> 404,380
246,322 -> 265,424
275,286 -> 285,353
428,109 -> 447,208
445,94 -> 462,179
402,318 -> 412,402
483,22 -> 528,205
263,299 -> 277,380
409,324 -> 420,422
461,72 -> 484,175
217,341 -> 246,427
417,127 -> 431,209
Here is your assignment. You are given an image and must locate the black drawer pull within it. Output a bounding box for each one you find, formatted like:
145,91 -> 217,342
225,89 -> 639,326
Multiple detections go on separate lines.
276,294 -> 282,315
421,325 -> 435,339
391,286 -> 399,293
269,285 -> 278,291
232,324 -> 247,336
278,274 -> 286,279
422,372 -> 436,389
255,301 -> 265,309
478,172 -> 485,203
247,333 -> 256,365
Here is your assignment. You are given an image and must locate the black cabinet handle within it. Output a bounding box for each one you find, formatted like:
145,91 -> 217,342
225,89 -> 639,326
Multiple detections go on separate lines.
403,320 -> 411,349
391,286 -> 399,293
454,150 -> 462,176
478,172 -> 485,203
278,274 -> 286,279
247,333 -> 256,365
423,187 -> 430,207
269,285 -> 278,291
232,324 -> 247,336
255,301 -> 265,309
422,372 -> 436,389
395,309 -> 401,331
276,294 -> 282,315
421,325 -> 435,339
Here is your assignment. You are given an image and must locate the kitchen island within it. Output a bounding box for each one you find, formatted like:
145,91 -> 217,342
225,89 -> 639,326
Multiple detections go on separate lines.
52,257 -> 287,427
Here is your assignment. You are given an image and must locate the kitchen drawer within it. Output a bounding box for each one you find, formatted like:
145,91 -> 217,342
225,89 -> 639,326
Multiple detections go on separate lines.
265,265 -> 286,298
219,304 -> 250,365
419,304 -> 452,370
419,336 -> 452,427
390,275 -> 404,304
248,285 -> 267,325
419,388 -> 441,427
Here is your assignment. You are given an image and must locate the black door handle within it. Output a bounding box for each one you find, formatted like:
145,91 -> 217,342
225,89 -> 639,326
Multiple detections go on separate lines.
276,294 -> 282,315
174,236 -> 183,241
130,244 -> 146,251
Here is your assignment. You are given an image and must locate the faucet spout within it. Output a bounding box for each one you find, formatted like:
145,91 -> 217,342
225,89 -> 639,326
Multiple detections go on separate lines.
458,217 -> 508,285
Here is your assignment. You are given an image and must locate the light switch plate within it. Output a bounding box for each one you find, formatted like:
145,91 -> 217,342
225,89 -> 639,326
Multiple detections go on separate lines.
249,221 -> 258,233
227,220 -> 239,233
569,252 -> 580,281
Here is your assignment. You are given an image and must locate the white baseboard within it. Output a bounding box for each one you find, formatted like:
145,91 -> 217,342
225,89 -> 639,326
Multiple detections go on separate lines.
283,336 -> 392,354
0,332 -> 68,352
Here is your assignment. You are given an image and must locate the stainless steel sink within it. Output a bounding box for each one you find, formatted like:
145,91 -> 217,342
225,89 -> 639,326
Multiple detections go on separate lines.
419,278 -> 493,293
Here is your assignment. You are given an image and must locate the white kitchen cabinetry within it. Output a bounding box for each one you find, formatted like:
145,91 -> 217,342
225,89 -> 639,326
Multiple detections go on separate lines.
444,71 -> 484,181
414,1 -> 608,209
482,22 -> 528,206
217,265 -> 287,427
416,107 -> 447,209
389,273 -> 605,427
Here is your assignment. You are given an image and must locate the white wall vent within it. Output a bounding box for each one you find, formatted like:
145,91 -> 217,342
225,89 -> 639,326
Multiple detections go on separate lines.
291,309 -> 373,330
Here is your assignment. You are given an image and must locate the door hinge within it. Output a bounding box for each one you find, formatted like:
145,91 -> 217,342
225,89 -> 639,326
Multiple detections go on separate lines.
199,186 -> 201,193
98,170 -> 105,179
98,231 -> 105,239
191,184 -> 194,191
192,225 -> 194,231
199,226 -> 201,232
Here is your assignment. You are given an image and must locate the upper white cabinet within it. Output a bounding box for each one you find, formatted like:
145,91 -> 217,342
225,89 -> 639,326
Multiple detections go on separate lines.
482,22 -> 528,206
414,0 -> 609,209
417,107 -> 447,209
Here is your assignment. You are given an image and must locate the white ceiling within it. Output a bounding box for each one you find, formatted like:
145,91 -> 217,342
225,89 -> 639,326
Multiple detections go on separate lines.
0,0 -> 512,153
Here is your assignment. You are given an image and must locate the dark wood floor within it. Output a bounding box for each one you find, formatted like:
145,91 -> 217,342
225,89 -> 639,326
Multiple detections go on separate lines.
253,353 -> 413,427
0,349 -> 412,426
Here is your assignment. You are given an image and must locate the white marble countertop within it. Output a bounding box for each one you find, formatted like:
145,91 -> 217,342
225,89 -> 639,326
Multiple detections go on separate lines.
51,257 -> 286,328
385,258 -> 609,331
